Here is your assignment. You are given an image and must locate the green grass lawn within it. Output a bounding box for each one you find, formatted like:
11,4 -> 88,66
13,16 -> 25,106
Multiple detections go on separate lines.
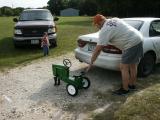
0,16 -> 96,70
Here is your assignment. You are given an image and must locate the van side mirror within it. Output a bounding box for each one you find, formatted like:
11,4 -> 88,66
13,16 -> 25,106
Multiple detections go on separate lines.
54,17 -> 59,21
13,18 -> 18,22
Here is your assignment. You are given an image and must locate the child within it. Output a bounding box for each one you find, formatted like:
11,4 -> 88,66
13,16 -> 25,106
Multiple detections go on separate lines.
41,32 -> 50,56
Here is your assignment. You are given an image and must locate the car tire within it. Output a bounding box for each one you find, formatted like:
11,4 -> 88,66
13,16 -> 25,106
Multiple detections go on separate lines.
138,53 -> 155,77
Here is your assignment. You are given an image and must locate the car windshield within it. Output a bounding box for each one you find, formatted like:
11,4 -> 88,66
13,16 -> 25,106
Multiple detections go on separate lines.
123,20 -> 144,30
19,10 -> 53,21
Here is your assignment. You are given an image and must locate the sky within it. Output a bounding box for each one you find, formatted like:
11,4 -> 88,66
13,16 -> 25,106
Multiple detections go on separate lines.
0,0 -> 49,8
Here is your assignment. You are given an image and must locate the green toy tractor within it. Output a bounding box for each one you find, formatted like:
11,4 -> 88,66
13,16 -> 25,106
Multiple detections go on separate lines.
52,59 -> 90,96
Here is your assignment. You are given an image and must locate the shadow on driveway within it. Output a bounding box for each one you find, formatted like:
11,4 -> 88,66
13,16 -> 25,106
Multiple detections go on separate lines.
29,66 -> 124,111
28,64 -> 160,119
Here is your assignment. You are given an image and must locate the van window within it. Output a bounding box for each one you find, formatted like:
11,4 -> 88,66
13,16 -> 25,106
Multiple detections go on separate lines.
19,10 -> 53,21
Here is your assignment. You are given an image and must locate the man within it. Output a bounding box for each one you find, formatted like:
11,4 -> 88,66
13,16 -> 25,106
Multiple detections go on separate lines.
87,14 -> 143,95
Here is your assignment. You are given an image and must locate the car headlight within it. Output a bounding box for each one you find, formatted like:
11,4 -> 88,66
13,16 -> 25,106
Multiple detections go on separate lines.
48,27 -> 56,33
15,29 -> 22,34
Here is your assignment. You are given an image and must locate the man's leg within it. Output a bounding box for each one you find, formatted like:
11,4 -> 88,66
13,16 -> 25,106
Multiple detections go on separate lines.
129,64 -> 137,86
113,63 -> 130,95
120,63 -> 130,90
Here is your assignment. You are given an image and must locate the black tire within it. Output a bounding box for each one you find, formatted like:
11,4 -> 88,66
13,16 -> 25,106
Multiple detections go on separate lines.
14,44 -> 20,48
138,53 -> 155,77
66,84 -> 78,96
50,41 -> 57,48
82,77 -> 90,89
54,77 -> 60,85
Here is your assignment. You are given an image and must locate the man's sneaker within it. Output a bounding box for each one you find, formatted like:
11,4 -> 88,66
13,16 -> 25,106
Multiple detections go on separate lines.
128,85 -> 136,90
112,87 -> 129,95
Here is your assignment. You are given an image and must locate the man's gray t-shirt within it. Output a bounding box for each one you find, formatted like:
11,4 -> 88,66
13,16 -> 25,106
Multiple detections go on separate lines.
97,18 -> 143,50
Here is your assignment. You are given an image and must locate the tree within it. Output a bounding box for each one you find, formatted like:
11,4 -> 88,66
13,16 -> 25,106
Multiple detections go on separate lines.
1,6 -> 13,16
93,0 -> 110,15
47,0 -> 65,15
79,0 -> 98,16
47,0 -> 160,17
13,7 -> 24,16
68,0 -> 79,9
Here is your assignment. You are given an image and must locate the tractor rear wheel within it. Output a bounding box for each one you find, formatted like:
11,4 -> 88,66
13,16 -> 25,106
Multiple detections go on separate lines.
82,77 -> 90,89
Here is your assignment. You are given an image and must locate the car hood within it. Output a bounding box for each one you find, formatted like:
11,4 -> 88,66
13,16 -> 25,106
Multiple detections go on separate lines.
78,32 -> 99,43
15,21 -> 54,28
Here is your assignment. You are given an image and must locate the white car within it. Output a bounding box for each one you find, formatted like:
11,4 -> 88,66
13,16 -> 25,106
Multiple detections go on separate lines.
75,18 -> 160,77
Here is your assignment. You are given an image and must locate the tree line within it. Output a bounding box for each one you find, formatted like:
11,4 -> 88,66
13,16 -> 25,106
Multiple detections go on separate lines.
1,0 -> 160,17
47,0 -> 160,17
0,6 -> 24,16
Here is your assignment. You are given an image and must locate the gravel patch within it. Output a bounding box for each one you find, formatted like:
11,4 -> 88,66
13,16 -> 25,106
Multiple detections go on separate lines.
0,52 -> 122,120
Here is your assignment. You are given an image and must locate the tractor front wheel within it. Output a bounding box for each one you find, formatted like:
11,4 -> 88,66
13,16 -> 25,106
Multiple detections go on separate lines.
66,84 -> 78,96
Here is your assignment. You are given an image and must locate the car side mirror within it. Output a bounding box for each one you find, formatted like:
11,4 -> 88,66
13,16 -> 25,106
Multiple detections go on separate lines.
13,18 -> 18,22
54,17 -> 59,21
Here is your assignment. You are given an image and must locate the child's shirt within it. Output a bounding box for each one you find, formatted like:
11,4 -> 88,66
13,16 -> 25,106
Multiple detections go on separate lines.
41,35 -> 50,47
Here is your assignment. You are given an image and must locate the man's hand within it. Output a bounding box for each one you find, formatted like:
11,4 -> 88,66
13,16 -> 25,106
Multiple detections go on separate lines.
86,45 -> 103,73
86,64 -> 92,72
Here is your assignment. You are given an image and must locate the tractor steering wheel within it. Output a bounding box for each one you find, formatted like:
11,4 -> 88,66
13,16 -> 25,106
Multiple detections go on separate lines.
63,59 -> 72,68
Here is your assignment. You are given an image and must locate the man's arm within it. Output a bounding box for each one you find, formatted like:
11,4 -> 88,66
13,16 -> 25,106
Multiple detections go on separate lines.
86,45 -> 103,72
90,45 -> 103,64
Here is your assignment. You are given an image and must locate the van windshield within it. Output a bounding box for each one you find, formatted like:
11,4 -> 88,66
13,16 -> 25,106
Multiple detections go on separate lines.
19,10 -> 53,21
